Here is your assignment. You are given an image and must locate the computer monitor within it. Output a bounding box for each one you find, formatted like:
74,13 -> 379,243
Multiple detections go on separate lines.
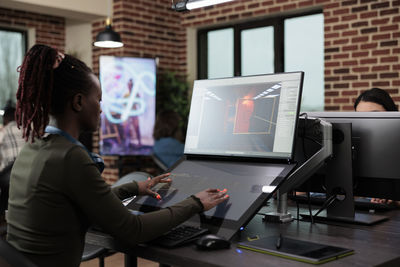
307,112 -> 400,198
298,112 -> 400,224
184,72 -> 304,161
128,72 -> 304,240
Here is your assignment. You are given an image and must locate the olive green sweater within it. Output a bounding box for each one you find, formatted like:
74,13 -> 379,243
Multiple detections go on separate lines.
7,135 -> 201,267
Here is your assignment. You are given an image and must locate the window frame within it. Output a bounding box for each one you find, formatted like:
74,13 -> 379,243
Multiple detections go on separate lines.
197,9 -> 322,79
0,26 -> 28,55
0,26 -> 27,107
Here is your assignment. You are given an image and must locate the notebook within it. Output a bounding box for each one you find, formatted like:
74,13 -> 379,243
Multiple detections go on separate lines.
128,72 -> 304,240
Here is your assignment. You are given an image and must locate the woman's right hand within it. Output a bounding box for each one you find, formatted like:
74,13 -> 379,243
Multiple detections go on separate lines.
194,188 -> 229,211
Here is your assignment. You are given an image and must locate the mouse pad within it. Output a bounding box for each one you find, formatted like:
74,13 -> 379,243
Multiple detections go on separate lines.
237,236 -> 354,264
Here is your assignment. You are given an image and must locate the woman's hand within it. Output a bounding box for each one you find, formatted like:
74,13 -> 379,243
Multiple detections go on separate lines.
137,173 -> 172,198
194,188 -> 229,211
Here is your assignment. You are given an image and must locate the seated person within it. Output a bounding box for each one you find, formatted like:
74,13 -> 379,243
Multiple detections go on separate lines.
152,110 -> 184,168
296,88 -> 399,207
0,101 -> 25,172
7,44 -> 229,267
354,87 -> 398,112
354,87 -> 399,206
0,101 -> 25,221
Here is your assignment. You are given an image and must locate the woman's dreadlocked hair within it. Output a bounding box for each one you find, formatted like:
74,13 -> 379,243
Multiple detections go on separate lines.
16,44 -> 94,142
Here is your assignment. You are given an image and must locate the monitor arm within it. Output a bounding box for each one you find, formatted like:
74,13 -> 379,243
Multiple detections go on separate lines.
263,118 -> 333,223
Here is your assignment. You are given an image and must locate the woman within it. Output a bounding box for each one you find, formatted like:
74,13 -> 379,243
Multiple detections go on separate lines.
153,110 -> 185,168
354,87 -> 398,112
7,44 -> 228,267
354,87 -> 399,206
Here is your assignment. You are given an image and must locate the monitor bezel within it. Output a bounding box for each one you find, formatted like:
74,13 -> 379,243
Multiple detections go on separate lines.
184,72 -> 304,161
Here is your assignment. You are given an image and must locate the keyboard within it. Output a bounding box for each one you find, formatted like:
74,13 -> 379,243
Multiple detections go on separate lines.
151,225 -> 209,248
291,194 -> 397,211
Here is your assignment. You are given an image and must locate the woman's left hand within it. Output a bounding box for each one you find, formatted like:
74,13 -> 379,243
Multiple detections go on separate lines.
137,173 -> 172,198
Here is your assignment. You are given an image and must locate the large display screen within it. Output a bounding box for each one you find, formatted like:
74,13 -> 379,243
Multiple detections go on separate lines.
185,72 -> 304,160
131,160 -> 287,220
99,56 -> 156,155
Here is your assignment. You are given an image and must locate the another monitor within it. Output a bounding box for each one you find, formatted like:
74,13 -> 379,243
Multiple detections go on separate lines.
306,112 -> 400,200
184,72 -> 304,160
99,56 -> 156,156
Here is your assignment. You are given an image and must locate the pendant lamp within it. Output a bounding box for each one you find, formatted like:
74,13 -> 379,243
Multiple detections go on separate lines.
94,0 -> 123,48
172,0 -> 234,11
94,18 -> 123,48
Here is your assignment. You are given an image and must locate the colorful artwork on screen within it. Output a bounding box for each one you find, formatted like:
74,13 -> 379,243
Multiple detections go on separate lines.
99,56 -> 156,155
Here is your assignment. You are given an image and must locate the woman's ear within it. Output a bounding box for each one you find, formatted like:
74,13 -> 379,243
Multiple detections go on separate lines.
71,93 -> 84,112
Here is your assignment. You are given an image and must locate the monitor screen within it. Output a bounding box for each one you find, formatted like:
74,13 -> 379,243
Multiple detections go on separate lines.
99,56 -> 156,156
306,112 -> 400,199
184,72 -> 304,160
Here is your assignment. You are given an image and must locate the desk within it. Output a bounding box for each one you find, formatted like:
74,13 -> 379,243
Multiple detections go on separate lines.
86,201 -> 400,267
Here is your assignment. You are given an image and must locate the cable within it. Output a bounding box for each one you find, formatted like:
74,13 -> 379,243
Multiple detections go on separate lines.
313,194 -> 338,218
306,190 -> 314,224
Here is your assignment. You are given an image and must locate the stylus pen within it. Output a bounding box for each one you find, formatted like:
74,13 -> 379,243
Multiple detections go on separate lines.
276,234 -> 282,249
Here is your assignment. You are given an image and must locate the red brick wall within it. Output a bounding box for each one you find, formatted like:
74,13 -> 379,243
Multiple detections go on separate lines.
179,0 -> 400,111
92,0 -> 185,74
92,0 -> 400,182
0,7 -> 65,50
2,1 -> 399,183
91,0 -> 183,183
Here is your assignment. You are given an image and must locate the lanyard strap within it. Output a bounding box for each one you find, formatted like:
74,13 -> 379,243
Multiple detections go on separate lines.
45,126 -> 105,173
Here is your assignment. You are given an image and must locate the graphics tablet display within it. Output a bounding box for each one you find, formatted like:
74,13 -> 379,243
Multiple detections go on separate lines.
127,160 -> 295,240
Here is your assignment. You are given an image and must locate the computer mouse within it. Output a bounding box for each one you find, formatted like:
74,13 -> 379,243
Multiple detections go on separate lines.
195,234 -> 231,250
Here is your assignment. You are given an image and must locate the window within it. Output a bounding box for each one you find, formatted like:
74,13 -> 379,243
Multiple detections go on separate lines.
198,11 -> 324,111
0,28 -> 27,114
207,28 -> 234,79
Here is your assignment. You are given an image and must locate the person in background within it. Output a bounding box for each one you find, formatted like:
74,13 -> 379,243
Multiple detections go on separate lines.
354,87 -> 398,112
7,44 -> 229,267
0,101 -> 25,172
0,101 -> 25,221
153,110 -> 185,168
354,87 -> 399,206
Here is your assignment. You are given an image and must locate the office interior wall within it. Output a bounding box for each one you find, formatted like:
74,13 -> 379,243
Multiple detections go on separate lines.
180,0 -> 400,111
2,0 -> 398,183
91,0 -> 185,183
0,0 -> 107,22
0,7 -> 65,50
91,0 -> 399,183
66,19 -> 92,68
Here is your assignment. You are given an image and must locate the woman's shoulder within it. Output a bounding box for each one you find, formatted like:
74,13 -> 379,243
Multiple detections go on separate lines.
29,135 -> 90,161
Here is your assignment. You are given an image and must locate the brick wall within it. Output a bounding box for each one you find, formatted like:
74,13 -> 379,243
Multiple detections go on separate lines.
92,0 -> 400,182
0,8 -> 65,50
179,0 -> 400,111
91,0 -> 183,183
1,1 -> 399,183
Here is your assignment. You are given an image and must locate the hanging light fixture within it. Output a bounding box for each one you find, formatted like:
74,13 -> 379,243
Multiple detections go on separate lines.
172,0 -> 234,11
94,0 -> 123,48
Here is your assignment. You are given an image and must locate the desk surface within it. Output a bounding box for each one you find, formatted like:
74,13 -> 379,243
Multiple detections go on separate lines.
86,201 -> 400,267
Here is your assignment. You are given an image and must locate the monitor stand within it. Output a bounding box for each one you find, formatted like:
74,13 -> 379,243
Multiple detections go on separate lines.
301,122 -> 388,225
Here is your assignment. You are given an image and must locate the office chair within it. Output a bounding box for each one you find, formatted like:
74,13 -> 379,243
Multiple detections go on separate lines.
0,238 -> 38,267
0,162 -> 13,219
81,243 -> 111,267
81,171 -> 151,266
151,154 -> 168,172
